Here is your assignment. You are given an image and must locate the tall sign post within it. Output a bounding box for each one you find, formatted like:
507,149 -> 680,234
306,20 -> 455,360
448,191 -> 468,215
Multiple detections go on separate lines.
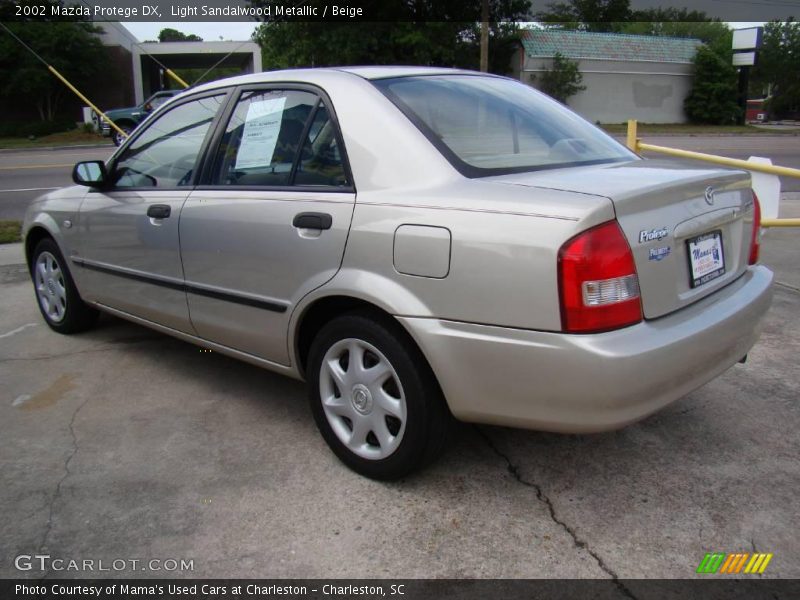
732,27 -> 763,125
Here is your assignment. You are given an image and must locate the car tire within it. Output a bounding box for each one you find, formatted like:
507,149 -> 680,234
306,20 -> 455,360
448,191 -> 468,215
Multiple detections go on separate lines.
308,312 -> 450,480
112,125 -> 132,146
31,238 -> 98,334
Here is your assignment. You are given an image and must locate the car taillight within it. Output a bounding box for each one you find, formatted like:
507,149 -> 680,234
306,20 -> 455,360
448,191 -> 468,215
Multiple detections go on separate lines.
558,220 -> 643,333
748,190 -> 761,265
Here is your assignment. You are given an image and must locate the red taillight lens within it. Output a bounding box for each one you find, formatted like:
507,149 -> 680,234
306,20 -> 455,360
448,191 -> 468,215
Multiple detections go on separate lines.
558,220 -> 643,333
748,191 -> 761,265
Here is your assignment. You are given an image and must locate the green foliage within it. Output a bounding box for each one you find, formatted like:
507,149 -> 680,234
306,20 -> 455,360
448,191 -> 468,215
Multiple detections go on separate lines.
158,28 -> 203,42
0,1 -> 109,121
684,46 -> 740,124
536,0 -> 632,31
752,19 -> 800,118
249,0 -> 528,74
0,220 -> 23,245
536,52 -> 586,103
0,117 -> 74,137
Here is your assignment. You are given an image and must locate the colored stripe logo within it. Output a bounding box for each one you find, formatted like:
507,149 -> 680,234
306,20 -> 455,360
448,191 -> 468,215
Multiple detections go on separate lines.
696,552 -> 773,574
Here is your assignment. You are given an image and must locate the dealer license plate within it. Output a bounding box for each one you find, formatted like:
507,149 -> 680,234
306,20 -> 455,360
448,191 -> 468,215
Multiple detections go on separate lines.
687,230 -> 725,288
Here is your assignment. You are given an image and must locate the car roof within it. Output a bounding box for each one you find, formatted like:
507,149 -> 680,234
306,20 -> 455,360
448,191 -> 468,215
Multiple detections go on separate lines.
188,66 -> 496,95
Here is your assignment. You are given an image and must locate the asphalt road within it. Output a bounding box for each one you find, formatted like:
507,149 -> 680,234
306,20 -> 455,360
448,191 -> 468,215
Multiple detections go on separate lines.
0,171 -> 798,585
0,134 -> 798,220
0,145 -> 114,220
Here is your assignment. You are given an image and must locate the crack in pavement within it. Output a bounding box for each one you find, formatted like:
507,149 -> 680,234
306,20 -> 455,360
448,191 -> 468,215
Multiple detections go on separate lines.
36,396 -> 90,580
475,426 -> 638,600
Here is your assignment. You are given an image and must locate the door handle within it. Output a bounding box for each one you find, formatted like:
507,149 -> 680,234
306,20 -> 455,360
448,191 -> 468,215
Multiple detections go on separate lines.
147,204 -> 171,219
293,212 -> 332,230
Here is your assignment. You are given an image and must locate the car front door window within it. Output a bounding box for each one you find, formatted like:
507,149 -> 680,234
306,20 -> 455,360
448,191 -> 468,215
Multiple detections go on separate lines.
113,94 -> 224,188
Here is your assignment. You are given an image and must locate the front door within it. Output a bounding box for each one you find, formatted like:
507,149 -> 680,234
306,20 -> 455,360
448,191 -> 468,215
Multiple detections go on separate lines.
77,92 -> 228,333
179,87 -> 355,365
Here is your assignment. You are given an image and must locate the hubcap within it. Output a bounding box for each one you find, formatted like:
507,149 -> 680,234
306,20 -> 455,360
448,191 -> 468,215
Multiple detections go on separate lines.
35,251 -> 67,323
319,338 -> 406,460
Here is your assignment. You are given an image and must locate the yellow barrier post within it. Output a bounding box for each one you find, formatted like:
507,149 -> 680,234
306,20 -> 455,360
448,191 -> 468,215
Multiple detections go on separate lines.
636,142 -> 800,180
47,66 -> 130,141
626,119 -> 639,152
762,218 -> 800,228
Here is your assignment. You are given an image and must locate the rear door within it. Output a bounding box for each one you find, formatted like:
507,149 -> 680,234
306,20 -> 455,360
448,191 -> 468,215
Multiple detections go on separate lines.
77,91 -> 228,332
179,86 -> 355,365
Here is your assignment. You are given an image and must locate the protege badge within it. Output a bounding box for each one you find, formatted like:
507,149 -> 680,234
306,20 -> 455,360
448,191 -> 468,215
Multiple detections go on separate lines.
639,227 -> 669,244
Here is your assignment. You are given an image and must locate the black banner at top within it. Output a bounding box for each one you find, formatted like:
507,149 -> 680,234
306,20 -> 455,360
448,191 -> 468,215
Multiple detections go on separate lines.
1,0 -> 798,23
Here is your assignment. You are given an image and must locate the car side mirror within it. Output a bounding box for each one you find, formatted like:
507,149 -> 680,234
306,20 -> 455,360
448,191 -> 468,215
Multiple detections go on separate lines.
72,161 -> 107,187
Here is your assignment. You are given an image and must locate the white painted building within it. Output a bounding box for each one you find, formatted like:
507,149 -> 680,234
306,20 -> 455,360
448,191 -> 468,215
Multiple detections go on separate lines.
512,29 -> 702,124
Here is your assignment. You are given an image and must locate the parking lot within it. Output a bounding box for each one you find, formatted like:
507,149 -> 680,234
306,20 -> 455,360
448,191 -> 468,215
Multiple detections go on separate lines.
0,142 -> 798,582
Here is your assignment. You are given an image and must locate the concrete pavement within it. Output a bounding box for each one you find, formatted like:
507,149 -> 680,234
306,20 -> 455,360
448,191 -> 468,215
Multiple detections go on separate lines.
0,196 -> 798,581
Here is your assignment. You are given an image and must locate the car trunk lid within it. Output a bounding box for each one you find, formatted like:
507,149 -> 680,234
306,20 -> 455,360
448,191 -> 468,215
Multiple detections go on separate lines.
487,159 -> 756,319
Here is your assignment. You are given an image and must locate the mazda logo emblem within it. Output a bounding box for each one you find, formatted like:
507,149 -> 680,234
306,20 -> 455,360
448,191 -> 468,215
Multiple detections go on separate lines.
704,186 -> 715,206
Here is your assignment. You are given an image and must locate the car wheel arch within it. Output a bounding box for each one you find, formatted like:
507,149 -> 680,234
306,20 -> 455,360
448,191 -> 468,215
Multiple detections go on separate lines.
25,225 -> 56,272
292,295 -> 441,395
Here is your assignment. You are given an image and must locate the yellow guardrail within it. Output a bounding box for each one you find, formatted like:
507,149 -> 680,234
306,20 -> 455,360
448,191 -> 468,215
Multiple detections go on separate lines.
626,120 -> 799,228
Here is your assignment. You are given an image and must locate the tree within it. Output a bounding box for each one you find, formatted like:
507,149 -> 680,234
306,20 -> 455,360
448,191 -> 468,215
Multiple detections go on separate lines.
536,52 -> 586,104
249,0 -> 528,74
684,46 -> 740,124
536,0 -> 632,32
751,20 -> 800,118
0,0 -> 109,121
158,28 -> 203,42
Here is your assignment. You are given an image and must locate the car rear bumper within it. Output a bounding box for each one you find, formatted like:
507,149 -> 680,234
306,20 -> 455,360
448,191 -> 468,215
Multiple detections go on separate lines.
399,265 -> 773,433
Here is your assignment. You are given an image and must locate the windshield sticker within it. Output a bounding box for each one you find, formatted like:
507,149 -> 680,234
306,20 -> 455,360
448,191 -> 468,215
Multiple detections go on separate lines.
235,97 -> 287,170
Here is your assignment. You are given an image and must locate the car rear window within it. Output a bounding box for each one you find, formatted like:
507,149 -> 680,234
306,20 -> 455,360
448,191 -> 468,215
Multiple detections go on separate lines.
373,75 -> 637,177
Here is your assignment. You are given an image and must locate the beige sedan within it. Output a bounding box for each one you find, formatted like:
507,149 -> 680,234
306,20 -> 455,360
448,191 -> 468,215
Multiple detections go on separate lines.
24,67 -> 772,479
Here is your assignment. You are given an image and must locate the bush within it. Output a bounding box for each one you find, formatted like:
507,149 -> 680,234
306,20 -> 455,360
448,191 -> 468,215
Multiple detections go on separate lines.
0,119 -> 75,138
536,52 -> 586,104
684,46 -> 741,124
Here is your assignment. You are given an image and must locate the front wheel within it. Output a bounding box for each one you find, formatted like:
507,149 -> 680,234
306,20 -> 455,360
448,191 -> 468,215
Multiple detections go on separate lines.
31,239 -> 98,334
112,125 -> 132,146
308,313 -> 449,480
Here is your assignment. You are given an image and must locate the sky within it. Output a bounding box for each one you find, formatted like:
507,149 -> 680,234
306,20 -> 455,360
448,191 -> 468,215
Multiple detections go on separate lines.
121,22 -> 259,42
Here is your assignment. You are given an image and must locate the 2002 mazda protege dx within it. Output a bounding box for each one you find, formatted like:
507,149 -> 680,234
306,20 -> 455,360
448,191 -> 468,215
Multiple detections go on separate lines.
24,67 -> 773,479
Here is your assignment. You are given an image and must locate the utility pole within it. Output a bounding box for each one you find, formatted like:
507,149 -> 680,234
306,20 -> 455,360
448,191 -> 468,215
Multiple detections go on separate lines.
480,0 -> 489,72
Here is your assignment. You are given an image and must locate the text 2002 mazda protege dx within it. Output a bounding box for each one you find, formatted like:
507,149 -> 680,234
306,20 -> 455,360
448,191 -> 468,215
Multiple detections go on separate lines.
24,67 -> 773,479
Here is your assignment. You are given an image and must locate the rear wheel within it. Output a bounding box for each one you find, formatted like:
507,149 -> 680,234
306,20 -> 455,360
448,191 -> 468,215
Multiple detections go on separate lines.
31,239 -> 98,334
308,313 -> 449,480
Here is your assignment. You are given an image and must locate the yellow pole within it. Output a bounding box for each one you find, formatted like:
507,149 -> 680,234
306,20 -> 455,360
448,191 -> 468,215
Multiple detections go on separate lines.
637,141 -> 800,179
165,68 -> 190,89
762,218 -> 800,228
46,65 -> 130,141
626,119 -> 638,152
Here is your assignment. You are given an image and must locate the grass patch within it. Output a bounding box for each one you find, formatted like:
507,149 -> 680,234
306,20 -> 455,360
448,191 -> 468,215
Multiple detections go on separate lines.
0,129 -> 112,149
0,220 -> 22,244
600,123 -> 798,135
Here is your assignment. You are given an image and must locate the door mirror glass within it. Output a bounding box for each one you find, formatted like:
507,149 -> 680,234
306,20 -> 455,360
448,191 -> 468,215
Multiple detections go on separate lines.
72,161 -> 107,186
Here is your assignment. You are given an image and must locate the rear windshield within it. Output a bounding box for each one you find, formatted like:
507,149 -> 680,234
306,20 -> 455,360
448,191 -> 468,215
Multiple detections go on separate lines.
373,75 -> 637,177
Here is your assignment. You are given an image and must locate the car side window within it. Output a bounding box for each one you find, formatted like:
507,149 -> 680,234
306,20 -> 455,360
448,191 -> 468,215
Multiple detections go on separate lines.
113,94 -> 224,188
211,90 -> 347,187
293,104 -> 349,187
